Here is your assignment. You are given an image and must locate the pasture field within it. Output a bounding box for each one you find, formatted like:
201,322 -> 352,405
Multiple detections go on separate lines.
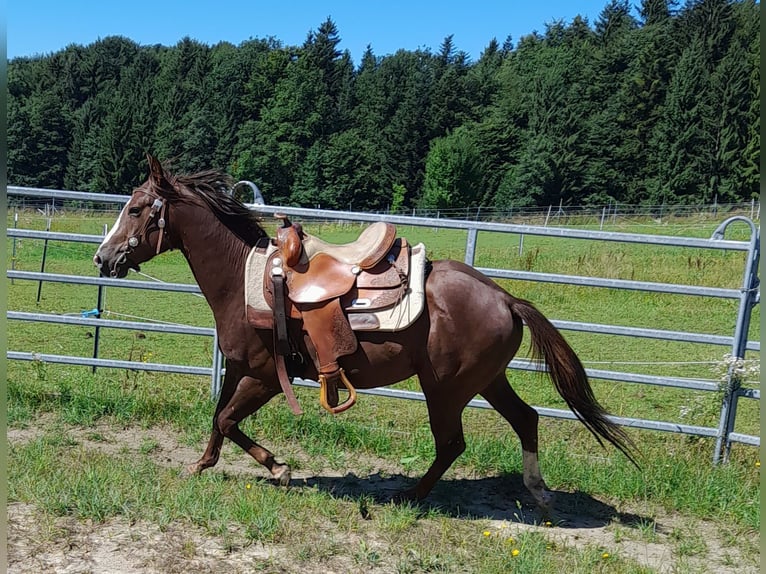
6,210 -> 761,573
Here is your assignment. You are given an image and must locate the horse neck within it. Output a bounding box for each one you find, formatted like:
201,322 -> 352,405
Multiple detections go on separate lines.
171,202 -> 253,323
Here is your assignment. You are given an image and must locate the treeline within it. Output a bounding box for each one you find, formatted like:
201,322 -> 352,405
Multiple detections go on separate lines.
8,0 -> 759,210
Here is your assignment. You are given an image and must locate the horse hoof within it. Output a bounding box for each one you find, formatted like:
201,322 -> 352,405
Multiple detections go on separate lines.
392,488 -> 418,504
534,489 -> 556,512
182,463 -> 202,478
272,465 -> 291,487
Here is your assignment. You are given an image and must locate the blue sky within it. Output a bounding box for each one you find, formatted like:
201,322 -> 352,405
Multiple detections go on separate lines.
8,1 -> 619,64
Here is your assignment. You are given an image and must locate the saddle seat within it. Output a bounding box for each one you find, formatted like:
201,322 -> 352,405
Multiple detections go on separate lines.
302,221 -> 397,269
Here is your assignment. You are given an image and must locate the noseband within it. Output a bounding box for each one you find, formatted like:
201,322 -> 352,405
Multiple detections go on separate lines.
124,191 -> 169,257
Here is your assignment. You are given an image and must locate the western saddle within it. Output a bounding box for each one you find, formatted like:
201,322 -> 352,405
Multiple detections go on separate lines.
264,215 -> 411,415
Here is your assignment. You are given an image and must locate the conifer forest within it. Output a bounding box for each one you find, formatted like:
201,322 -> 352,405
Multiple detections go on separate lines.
7,0 -> 760,211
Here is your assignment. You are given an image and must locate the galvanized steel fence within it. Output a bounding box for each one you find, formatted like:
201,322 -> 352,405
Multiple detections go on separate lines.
7,186 -> 760,463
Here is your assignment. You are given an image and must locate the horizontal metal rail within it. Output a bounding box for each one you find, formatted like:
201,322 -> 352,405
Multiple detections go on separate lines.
738,388 -> 760,399
8,186 -> 129,204
7,270 -> 202,293
290,379 -> 755,444
509,358 -> 720,392
249,205 -> 751,251
9,228 -> 104,243
550,319 -> 760,352
727,433 -> 760,446
9,240 -> 758,354
7,351 -> 212,376
480,267 -> 741,299
7,310 -> 214,336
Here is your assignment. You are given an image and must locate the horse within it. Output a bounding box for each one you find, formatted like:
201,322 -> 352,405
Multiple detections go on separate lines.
93,155 -> 638,510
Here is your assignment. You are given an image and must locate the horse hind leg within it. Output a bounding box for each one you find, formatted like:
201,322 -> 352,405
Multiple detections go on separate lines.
480,374 -> 554,511
187,363 -> 290,485
401,394 -> 467,502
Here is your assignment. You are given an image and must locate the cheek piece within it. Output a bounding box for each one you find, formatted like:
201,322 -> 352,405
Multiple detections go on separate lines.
125,197 -> 168,257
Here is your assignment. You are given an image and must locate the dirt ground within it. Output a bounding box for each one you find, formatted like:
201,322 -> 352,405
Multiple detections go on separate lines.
7,424 -> 760,574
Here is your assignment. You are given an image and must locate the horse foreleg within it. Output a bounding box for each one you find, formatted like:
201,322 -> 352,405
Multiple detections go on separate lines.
480,374 -> 554,510
220,410 -> 291,486
187,368 -> 289,485
186,365 -> 241,476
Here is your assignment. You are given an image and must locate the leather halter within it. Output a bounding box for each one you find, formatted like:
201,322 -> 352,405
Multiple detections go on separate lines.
126,191 -> 169,256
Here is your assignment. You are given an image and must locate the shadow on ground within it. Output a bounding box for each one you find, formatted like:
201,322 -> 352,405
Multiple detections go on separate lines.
286,471 -> 647,529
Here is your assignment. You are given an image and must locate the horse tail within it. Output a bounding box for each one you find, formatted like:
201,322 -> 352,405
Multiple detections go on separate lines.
510,297 -> 640,468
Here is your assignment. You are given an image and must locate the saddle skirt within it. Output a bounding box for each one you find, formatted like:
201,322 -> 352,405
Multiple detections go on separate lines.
244,236 -> 427,332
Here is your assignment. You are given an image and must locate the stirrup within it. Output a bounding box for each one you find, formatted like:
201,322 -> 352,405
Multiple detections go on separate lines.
319,368 -> 357,414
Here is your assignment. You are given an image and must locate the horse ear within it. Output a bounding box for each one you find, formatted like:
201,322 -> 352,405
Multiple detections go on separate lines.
146,153 -> 170,194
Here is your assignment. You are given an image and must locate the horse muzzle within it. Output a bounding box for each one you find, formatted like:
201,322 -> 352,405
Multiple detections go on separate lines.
93,250 -> 138,278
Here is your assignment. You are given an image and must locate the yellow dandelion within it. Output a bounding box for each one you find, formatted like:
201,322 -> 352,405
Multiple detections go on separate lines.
756,461 -> 761,468
602,552 -> 610,559
505,537 -> 515,545
246,483 -> 252,490
544,520 -> 552,527
511,549 -> 520,557
483,530 -> 491,537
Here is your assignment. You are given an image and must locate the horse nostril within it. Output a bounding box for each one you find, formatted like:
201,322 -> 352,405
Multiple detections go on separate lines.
93,254 -> 102,268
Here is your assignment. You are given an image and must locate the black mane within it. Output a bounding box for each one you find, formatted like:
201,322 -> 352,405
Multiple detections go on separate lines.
161,169 -> 269,246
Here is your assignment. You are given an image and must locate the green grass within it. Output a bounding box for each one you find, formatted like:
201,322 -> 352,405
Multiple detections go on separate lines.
9,431 -> 664,573
7,361 -> 761,530
6,209 -> 761,571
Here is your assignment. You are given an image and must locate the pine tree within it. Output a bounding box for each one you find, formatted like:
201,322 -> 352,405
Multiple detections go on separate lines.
650,37 -> 712,203
420,127 -> 484,209
639,0 -> 677,25
153,38 -> 211,168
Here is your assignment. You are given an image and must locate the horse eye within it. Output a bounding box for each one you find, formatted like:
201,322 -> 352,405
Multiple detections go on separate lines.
128,206 -> 142,217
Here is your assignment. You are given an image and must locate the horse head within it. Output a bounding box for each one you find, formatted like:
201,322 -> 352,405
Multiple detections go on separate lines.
93,154 -> 175,278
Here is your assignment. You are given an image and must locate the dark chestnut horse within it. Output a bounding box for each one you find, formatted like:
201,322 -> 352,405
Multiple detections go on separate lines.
93,155 -> 637,510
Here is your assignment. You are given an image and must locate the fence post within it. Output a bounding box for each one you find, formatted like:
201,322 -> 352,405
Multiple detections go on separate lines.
11,212 -> 18,284
711,217 -> 760,463
91,224 -> 108,373
210,329 -> 223,400
464,228 -> 478,266
36,217 -> 52,304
